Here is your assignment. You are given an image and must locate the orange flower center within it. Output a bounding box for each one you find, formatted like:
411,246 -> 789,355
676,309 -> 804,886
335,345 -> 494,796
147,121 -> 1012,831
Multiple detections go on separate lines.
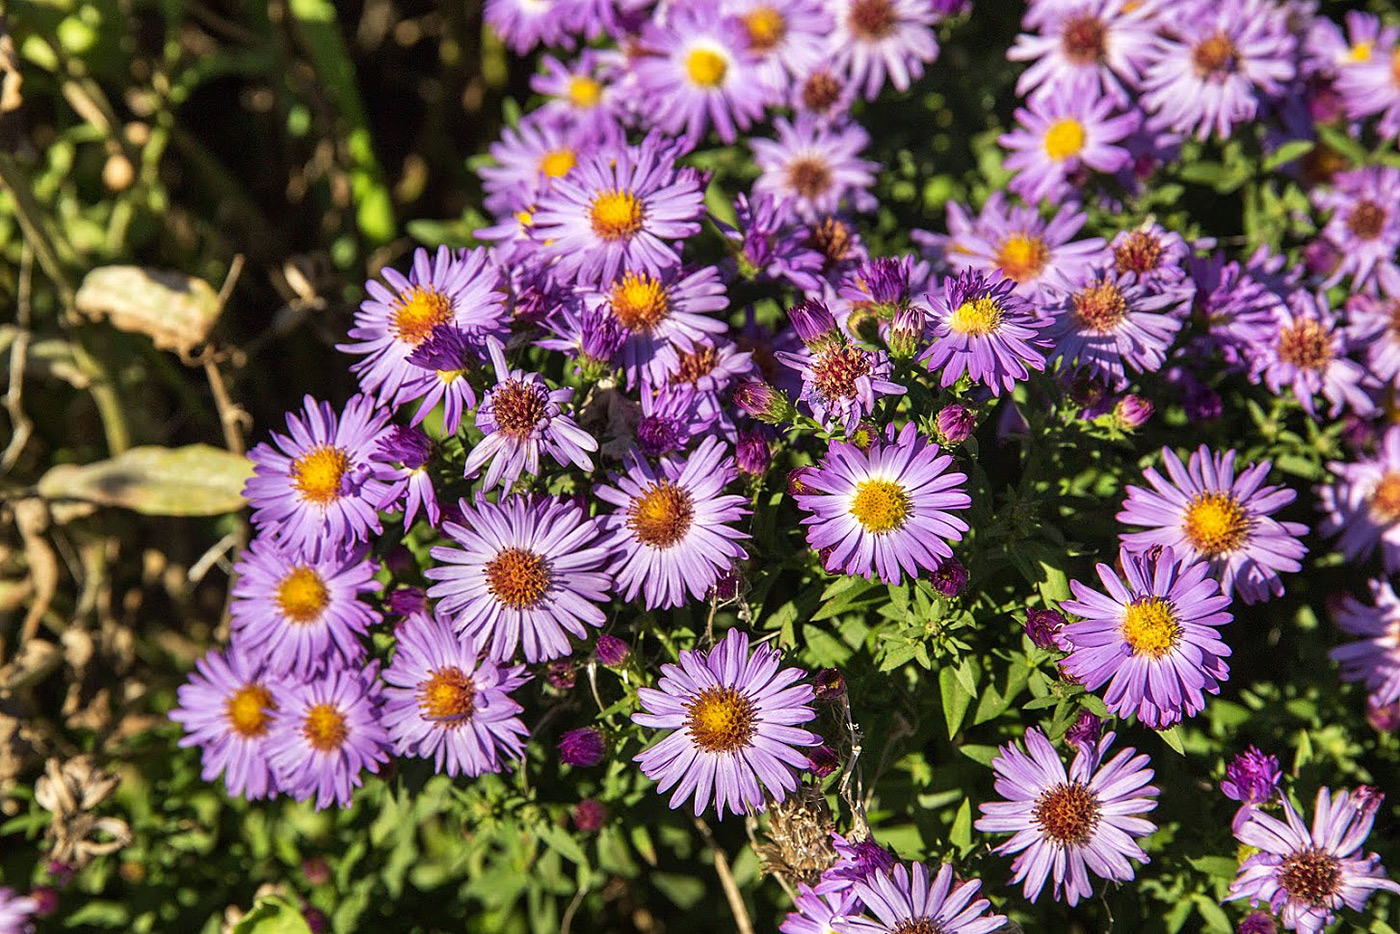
301,702 -> 347,752
1370,473 -> 1400,522
492,380 -> 549,439
226,684 -> 275,738
484,547 -> 552,609
994,233 -> 1050,283
1192,33 -> 1237,77
1183,493 -> 1250,557
685,686 -> 756,753
849,479 -> 910,534
1061,14 -> 1106,64
744,6 -> 787,52
1347,200 -> 1387,240
417,666 -> 477,725
290,445 -> 350,506
1032,781 -> 1101,846
1278,846 -> 1342,906
1276,318 -> 1332,371
787,157 -> 833,199
1113,231 -> 1165,275
589,188 -> 645,240
628,480 -> 695,548
276,566 -> 330,623
609,272 -> 670,330
848,0 -> 896,41
392,286 -> 454,346
1072,279 -> 1128,332
1121,597 -> 1180,658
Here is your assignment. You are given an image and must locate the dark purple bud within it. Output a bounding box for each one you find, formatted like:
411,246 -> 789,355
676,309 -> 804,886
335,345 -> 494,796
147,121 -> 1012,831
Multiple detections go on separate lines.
45,862 -> 74,887
1350,784 -> 1384,817
375,424 -> 433,470
788,466 -> 818,497
930,0 -> 970,15
303,907 -> 328,934
935,404 -> 975,446
807,744 -> 840,778
1221,746 -> 1281,805
736,431 -> 771,476
579,304 -> 628,375
929,557 -> 968,597
1068,373 -> 1107,408
408,326 -> 477,376
547,660 -> 577,691
1183,380 -> 1223,422
573,798 -> 609,832
387,587 -> 428,619
854,257 -> 911,307
1367,697 -> 1400,732
558,727 -> 606,767
814,668 -> 846,702
594,633 -> 630,667
29,887 -> 58,918
637,413 -> 688,455
384,545 -> 416,577
788,298 -> 840,349
1113,394 -> 1153,430
887,303 -> 925,359
1025,609 -> 1066,650
733,377 -> 794,424
1238,911 -> 1277,934
1302,238 -> 1341,278
302,857 -> 331,887
1064,712 -> 1102,750
816,543 -> 837,569
712,566 -> 745,601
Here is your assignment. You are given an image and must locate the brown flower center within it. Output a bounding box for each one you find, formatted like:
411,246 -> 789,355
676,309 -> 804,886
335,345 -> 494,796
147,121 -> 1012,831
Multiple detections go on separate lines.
484,547 -> 551,608
1072,279 -> 1128,332
492,380 -> 549,439
392,286 -> 454,345
811,344 -> 871,401
290,445 -> 350,506
1347,200 -> 1387,240
628,480 -> 695,548
848,0 -> 896,41
807,217 -> 855,268
1192,33 -> 1237,77
589,188 -> 645,240
801,71 -> 843,112
301,702 -> 348,752
1061,14 -> 1106,64
994,233 -> 1050,283
1370,472 -> 1400,522
685,686 -> 757,753
672,346 -> 718,384
1183,493 -> 1251,557
1277,318 -> 1332,371
787,157 -> 833,200
1278,846 -> 1342,906
276,566 -> 330,623
892,921 -> 942,934
417,666 -> 477,725
226,684 -> 275,738
1032,781 -> 1101,846
609,272 -> 670,330
1114,231 -> 1165,276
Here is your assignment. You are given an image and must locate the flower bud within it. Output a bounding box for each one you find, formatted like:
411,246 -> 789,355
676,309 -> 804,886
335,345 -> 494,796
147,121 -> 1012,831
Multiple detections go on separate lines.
934,404 -> 975,446
887,304 -> 925,360
1064,712 -> 1102,750
1237,911 -> 1277,934
736,431 -> 771,476
547,660 -> 577,691
1113,394 -> 1153,430
788,298 -> 840,350
929,557 -> 967,597
573,798 -> 609,832
594,633 -> 630,667
733,377 -> 795,424
807,744 -> 840,778
558,727 -> 606,768
814,668 -> 846,702
1025,608 -> 1066,650
787,466 -> 818,497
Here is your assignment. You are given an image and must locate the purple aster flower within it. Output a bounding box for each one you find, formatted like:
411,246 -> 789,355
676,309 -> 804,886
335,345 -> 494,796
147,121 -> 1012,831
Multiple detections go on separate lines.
752,115 -> 878,221
531,135 -> 705,286
530,50 -> 630,145
631,628 -> 820,818
0,890 -> 35,934
1319,427 -> 1400,573
585,264 -> 729,388
666,338 -> 755,396
484,0 -> 573,54
1047,267 -> 1183,390
636,381 -> 717,455
403,327 -> 483,435
1334,22 -> 1400,140
781,885 -> 860,934
723,0 -> 834,93
464,339 -> 598,490
791,64 -> 858,123
1228,787 -> 1400,933
1026,607 -> 1067,649
1109,223 -> 1192,292
244,394 -> 391,553
922,270 -> 1051,395
558,726 -> 606,767
1061,546 -> 1233,728
835,861 -> 1005,934
1008,0 -> 1162,106
1331,579 -> 1400,707
598,436 -> 750,610
1000,86 -> 1139,204
536,297 -> 630,377
170,647 -> 286,801
1189,254 -> 1285,371
975,728 -> 1159,906
721,192 -> 826,286
777,341 -> 905,434
933,193 -> 1105,301
339,246 -> 505,408
1312,166 -> 1400,295
1239,912 -> 1278,934
372,424 -> 439,529
827,0 -> 939,100
1346,293 -> 1400,385
796,423 -> 970,584
1117,445 -> 1309,605
1222,746 -> 1282,805
1065,711 -> 1103,749
265,665 -> 391,810
479,114 -> 590,216
228,536 -> 380,677
380,611 -> 530,777
631,7 -> 768,149
426,494 -> 612,663
1139,0 -> 1297,140
1255,290 -> 1377,419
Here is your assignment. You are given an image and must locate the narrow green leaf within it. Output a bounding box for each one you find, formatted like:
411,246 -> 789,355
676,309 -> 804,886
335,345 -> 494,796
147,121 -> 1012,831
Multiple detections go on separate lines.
1157,725 -> 1186,756
938,666 -> 971,738
949,798 -> 973,854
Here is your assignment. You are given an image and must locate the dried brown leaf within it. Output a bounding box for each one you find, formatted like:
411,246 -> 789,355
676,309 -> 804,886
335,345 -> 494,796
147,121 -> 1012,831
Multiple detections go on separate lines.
75,266 -> 222,356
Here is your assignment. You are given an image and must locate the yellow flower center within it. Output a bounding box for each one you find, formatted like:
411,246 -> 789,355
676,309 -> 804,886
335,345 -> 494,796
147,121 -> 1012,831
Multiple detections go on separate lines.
417,667 -> 477,725
1183,493 -> 1250,557
1043,118 -> 1086,161
685,686 -> 757,753
226,684 -> 275,738
628,480 -> 695,548
948,297 -> 1004,337
743,6 -> 787,52
567,75 -> 602,109
686,47 -> 729,87
609,272 -> 670,330
276,566 -> 330,623
301,702 -> 348,752
484,547 -> 552,609
994,233 -> 1050,283
1347,41 -> 1374,64
392,285 -> 454,345
1121,597 -> 1180,658
589,188 -> 645,240
1371,472 -> 1400,523
849,479 -> 910,535
290,445 -> 349,506
539,148 -> 577,178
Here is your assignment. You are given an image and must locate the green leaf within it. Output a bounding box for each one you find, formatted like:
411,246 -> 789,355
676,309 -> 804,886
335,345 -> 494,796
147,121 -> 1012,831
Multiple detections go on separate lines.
232,895 -> 313,934
1187,856 -> 1240,880
949,798 -> 973,854
1157,725 -> 1186,756
938,666 -> 972,738
1262,139 -> 1314,171
958,744 -> 999,766
37,444 -> 253,515
538,823 -> 591,869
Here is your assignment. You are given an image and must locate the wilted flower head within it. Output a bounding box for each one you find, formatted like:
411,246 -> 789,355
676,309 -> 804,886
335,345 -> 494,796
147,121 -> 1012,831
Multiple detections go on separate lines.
558,727 -> 607,768
1025,608 -> 1066,650
1221,747 -> 1282,805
